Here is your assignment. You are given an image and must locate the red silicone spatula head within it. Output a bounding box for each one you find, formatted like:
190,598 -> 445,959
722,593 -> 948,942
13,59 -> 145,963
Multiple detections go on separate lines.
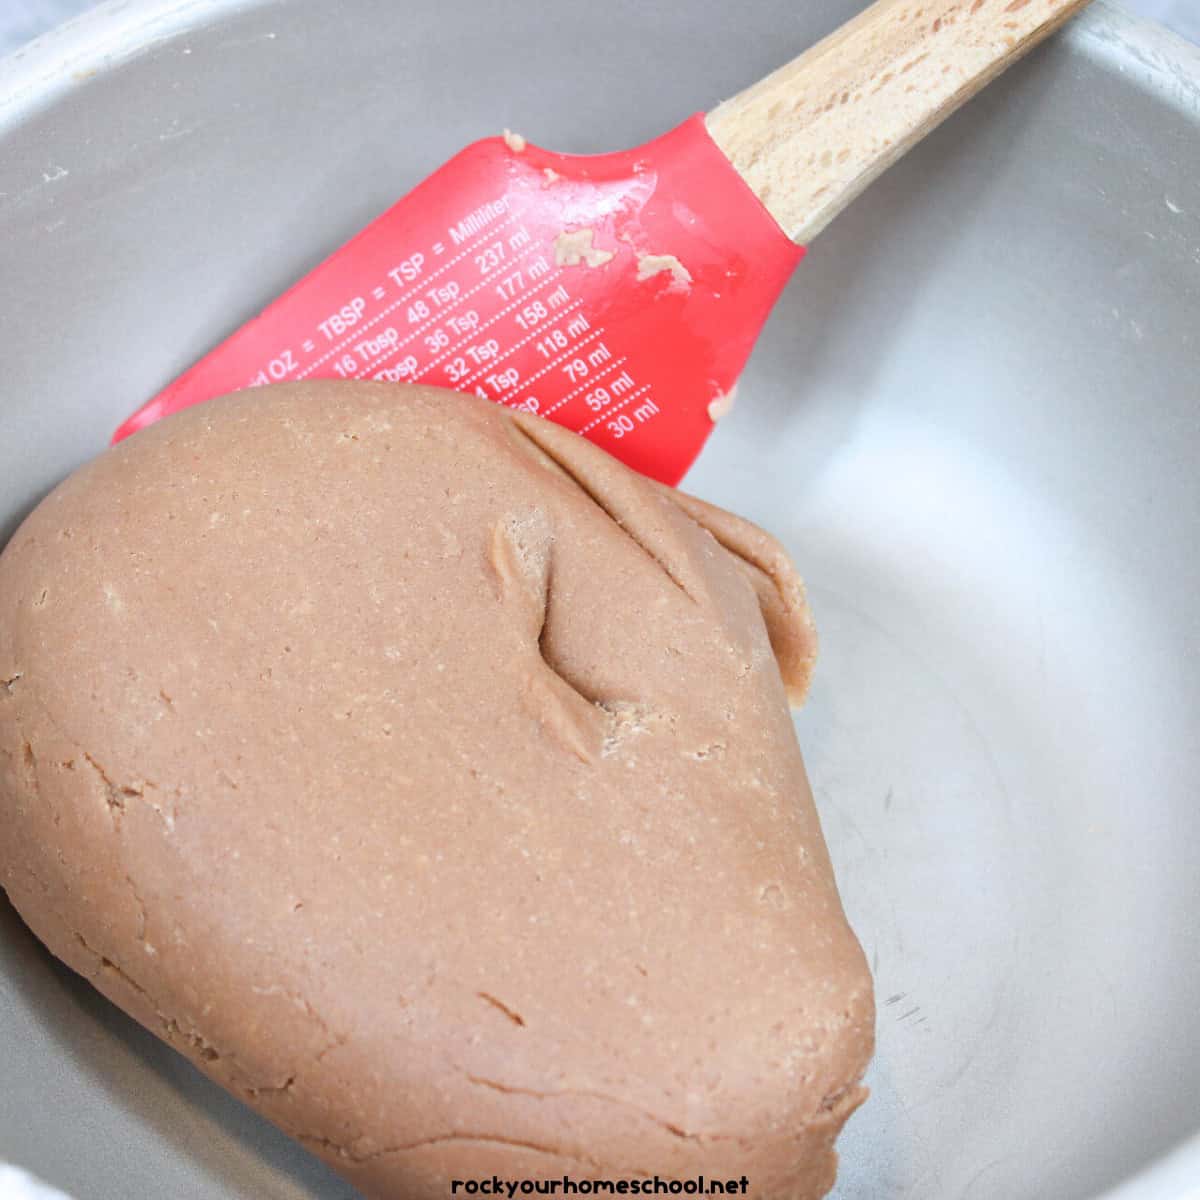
113,0 -> 1091,484
113,116 -> 800,485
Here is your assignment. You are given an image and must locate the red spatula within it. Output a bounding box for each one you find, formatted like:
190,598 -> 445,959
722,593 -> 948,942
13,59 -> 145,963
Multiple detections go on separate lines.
114,0 -> 1090,484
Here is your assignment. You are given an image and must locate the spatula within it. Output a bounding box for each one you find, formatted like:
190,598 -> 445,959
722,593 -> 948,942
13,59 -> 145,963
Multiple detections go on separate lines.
113,0 -> 1091,484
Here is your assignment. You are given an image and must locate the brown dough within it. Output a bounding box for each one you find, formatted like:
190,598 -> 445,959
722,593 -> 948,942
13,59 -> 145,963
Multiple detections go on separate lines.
0,383 -> 873,1199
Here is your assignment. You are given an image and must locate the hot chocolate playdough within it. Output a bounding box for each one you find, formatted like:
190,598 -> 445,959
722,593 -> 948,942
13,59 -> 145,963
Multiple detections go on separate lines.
0,383 -> 873,1199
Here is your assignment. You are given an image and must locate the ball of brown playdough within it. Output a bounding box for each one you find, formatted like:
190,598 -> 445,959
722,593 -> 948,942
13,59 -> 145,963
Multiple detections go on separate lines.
0,383 -> 873,1200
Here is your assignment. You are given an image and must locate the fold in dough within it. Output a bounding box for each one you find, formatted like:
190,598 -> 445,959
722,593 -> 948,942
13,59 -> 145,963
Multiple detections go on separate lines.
0,383 -> 872,1200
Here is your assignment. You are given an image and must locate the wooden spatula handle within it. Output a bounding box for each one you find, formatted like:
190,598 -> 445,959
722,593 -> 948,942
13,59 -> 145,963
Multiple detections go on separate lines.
707,0 -> 1091,244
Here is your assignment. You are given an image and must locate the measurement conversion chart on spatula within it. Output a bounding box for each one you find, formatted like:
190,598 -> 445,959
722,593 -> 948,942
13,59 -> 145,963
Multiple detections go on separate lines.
115,116 -> 801,485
